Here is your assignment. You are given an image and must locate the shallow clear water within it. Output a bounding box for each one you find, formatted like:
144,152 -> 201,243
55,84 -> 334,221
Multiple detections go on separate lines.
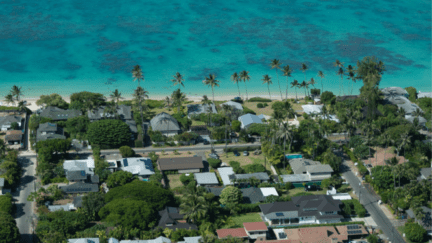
0,0 -> 430,99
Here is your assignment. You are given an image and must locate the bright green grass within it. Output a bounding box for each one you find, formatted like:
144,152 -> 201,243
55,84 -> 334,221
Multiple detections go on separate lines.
223,213 -> 263,228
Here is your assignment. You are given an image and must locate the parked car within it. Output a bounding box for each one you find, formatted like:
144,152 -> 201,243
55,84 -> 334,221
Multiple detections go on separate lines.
209,153 -> 219,159
233,150 -> 240,156
304,185 -> 320,191
203,140 -> 210,145
243,151 -> 249,156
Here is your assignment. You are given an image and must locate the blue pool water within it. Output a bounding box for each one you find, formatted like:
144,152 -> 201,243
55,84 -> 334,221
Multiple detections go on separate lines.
286,154 -> 303,160
0,0 -> 430,99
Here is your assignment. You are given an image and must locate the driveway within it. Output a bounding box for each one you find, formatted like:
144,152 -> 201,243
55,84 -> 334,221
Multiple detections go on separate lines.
341,161 -> 405,243
13,156 -> 36,243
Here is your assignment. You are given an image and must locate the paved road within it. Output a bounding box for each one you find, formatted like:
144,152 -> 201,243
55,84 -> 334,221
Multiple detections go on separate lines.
341,161 -> 405,243
13,156 -> 36,243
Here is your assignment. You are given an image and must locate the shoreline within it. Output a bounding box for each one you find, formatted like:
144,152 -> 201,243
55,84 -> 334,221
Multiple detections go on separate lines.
1,94 -> 306,112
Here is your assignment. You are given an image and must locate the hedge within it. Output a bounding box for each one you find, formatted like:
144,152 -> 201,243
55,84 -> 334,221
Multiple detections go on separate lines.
224,146 -> 261,153
281,221 -> 365,229
343,146 -> 368,175
248,97 -> 272,102
237,203 -> 261,214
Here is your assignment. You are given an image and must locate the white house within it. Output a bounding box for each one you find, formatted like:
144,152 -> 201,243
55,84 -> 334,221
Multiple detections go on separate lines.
218,167 -> 235,186
119,158 -> 155,180
238,114 -> 263,129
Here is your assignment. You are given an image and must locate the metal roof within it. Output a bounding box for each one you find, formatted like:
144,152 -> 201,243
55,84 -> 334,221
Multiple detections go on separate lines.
238,113 -> 263,128
68,238 -> 100,243
150,112 -> 180,132
221,101 -> 243,111
305,164 -> 334,173
120,158 -> 155,176
64,159 -> 95,176
48,203 -> 74,212
60,183 -> 99,193
289,158 -> 322,174
218,167 -> 234,186
281,174 -> 311,183
194,172 -> 219,185
187,103 -> 217,115
234,172 -> 270,181
260,187 -> 279,197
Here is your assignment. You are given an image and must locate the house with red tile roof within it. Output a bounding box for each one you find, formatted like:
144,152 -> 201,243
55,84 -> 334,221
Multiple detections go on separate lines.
217,222 -> 268,240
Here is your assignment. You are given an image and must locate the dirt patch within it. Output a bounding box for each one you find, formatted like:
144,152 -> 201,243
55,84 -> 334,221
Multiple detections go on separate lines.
209,151 -> 266,167
362,147 -> 405,166
53,199 -> 73,205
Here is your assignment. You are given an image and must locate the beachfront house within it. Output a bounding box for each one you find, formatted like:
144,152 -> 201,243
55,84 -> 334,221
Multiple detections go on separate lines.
150,112 -> 181,137
187,103 -> 217,117
0,115 -> 22,131
119,157 -> 155,180
220,101 -> 243,111
238,113 -> 263,129
36,122 -> 66,142
157,156 -> 204,173
259,195 -> 343,226
39,106 -> 82,121
88,105 -> 137,140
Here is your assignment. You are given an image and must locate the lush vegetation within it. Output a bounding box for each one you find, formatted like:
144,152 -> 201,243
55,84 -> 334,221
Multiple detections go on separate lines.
0,150 -> 22,188
87,119 -> 131,148
36,93 -> 69,109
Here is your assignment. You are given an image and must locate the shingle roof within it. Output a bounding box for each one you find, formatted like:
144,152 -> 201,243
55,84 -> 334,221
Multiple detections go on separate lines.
60,183 -> 99,193
0,178 -> 4,187
289,159 -> 322,174
38,122 -> 59,132
234,172 -> 270,181
90,175 -> 99,184
305,164 -> 334,173
66,170 -> 87,181
5,130 -> 23,142
381,87 -> 408,96
40,106 -> 82,121
281,174 -> 311,183
73,196 -> 83,208
242,187 -> 265,204
194,172 -> 219,185
150,112 -> 181,132
187,103 -> 217,116
36,122 -> 66,141
206,187 -> 224,196
120,158 -> 155,176
238,114 -> 263,128
218,167 -> 234,186
0,116 -> 22,126
221,101 -> 243,111
88,105 -> 132,120
157,157 -> 203,171
217,228 -> 248,239
243,222 -> 268,231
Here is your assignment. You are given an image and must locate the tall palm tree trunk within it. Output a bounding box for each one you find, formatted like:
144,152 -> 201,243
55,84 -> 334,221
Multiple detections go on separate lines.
295,87 -> 298,101
244,83 -> 248,101
276,70 -> 282,100
286,77 -> 289,100
320,77 -> 324,93
268,85 -> 271,100
236,83 -> 241,97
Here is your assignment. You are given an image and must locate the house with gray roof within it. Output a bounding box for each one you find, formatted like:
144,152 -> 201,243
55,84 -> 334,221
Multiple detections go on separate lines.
64,159 -> 95,176
48,203 -> 75,212
0,115 -> 22,131
187,103 -> 217,117
0,178 -> 4,195
114,237 -> 172,243
158,207 -> 197,231
119,158 -> 155,179
194,172 -> 219,186
232,172 -> 270,183
238,114 -> 263,129
221,101 -> 243,111
40,106 -> 82,121
381,87 -> 409,97
73,196 -> 83,208
60,182 -> 99,194
280,174 -> 312,183
177,236 -> 202,243
36,122 -> 66,142
150,112 -> 181,137
88,105 -> 137,139
68,238 -> 99,243
418,91 -> 432,99
218,167 -> 235,186
260,195 -> 343,226
289,158 -> 333,181
419,167 -> 431,181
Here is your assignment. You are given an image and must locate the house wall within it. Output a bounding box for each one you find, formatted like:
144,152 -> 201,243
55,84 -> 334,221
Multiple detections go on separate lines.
247,231 -> 267,239
308,172 -> 332,180
161,131 -> 180,137
317,218 -> 341,224
178,168 -> 200,174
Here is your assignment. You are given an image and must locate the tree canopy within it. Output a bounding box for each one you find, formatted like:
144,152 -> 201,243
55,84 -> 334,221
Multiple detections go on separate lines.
87,119 -> 131,148
82,192 -> 106,221
0,211 -> 20,243
219,186 -> 242,205
69,91 -> 106,112
405,222 -> 427,243
106,171 -> 135,188
36,94 -> 69,109
64,116 -> 90,139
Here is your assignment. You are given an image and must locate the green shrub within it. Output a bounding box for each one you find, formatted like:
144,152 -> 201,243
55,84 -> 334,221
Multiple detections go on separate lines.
87,119 -> 131,148
257,103 -> 264,108
343,199 -> 366,217
208,158 -> 222,169
292,192 -> 314,197
405,86 -> 417,103
242,107 -> 256,115
119,146 -> 135,157
135,140 -> 143,148
145,99 -> 165,109
179,174 -> 194,185
231,120 -> 241,132
229,161 -> 244,174
244,163 -> 266,173
405,222 -> 427,243
237,203 -> 260,213
263,103 -> 268,107
248,97 -> 272,102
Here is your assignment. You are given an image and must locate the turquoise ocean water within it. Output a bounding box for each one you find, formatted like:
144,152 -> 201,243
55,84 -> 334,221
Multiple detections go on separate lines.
0,0 -> 430,99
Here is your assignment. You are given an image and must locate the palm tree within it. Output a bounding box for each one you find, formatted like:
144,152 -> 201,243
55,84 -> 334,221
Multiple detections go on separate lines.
239,71 -> 250,101
132,65 -> 144,88
300,80 -> 307,98
262,75 -> 273,100
11,85 -> 23,102
270,59 -> 283,100
334,60 -> 344,96
180,194 -> 207,223
202,95 -> 215,152
282,65 -> 293,100
4,94 -> 15,106
203,74 -> 220,105
291,80 -> 300,101
317,70 -> 325,93
109,89 -> 123,108
133,86 -> 149,145
103,101 -> 118,119
346,65 -> 356,95
164,96 -> 172,111
231,72 -> 241,98
171,88 -> 186,113
221,104 -> 234,157
277,123 -> 292,170
17,101 -> 26,114
300,63 -> 308,83
171,72 -> 185,92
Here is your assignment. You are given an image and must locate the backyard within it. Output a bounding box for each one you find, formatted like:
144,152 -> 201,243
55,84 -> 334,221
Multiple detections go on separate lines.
222,213 -> 263,228
166,174 -> 183,189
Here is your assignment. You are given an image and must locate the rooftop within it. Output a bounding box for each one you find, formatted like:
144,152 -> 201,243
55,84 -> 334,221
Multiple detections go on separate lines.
260,187 -> 279,197
187,103 -> 217,115
238,113 -> 263,127
280,174 -> 311,183
221,101 -> 243,111
218,167 -> 235,186
243,222 -> 268,231
120,158 -> 155,176
217,228 -> 248,239
194,172 -> 219,185
150,112 -> 181,132
234,172 -> 270,181
289,158 -> 322,174
157,157 -> 203,171
40,106 -> 82,121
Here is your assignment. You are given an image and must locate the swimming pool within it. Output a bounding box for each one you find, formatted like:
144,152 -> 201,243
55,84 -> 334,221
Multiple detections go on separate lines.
286,154 -> 303,159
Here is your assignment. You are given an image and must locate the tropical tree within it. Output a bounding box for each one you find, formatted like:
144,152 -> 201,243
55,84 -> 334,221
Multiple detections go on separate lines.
202,95 -> 215,152
17,101 -> 26,114
171,72 -> 185,92
239,70 -> 250,101
300,80 -> 307,98
282,65 -> 293,100
262,75 -> 273,100
221,104 -> 234,157
0,139 -> 6,157
270,59 -> 283,100
103,101 -> 118,119
164,96 -> 172,110
337,67 -> 345,96
291,80 -> 300,101
333,60 -> 344,96
317,70 -> 325,93
132,65 -> 144,88
277,123 -> 292,169
4,94 -> 15,106
203,74 -> 220,105
346,65 -> 356,95
300,63 -> 308,83
180,194 -> 207,223
109,89 -> 123,108
10,85 -> 23,102
231,72 -> 241,98
133,86 -> 149,144
171,88 -> 186,113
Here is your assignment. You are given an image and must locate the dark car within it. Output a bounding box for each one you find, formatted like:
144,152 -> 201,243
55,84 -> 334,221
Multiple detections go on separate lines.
366,164 -> 373,168
233,150 -> 240,156
304,185 -> 320,191
209,153 -> 219,160
203,140 -> 210,145
243,151 -> 249,156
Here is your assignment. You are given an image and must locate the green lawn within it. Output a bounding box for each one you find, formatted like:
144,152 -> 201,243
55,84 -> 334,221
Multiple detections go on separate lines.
166,174 -> 183,189
223,213 -> 263,228
191,120 -> 206,126
279,187 -> 327,197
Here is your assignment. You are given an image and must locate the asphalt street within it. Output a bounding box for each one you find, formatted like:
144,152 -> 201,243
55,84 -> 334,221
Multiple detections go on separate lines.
14,156 -> 36,243
341,161 -> 405,243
